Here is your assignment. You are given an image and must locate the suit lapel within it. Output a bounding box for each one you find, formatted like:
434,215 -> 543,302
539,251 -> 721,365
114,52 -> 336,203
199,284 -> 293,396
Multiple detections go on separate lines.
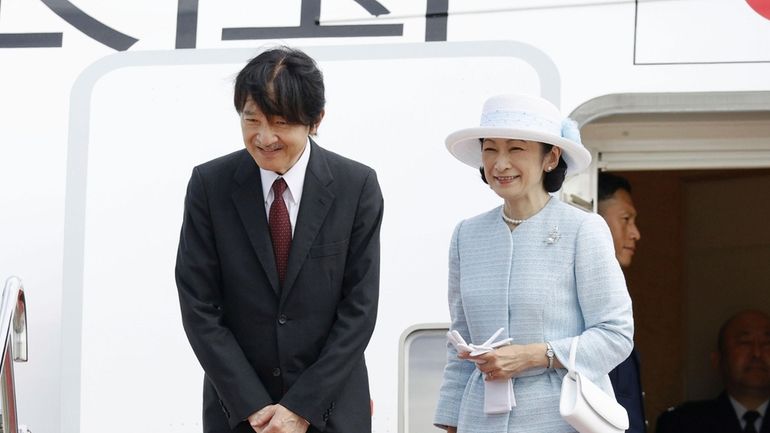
281,140 -> 335,303
758,398 -> 770,433
716,392 -> 743,433
231,150 -> 281,295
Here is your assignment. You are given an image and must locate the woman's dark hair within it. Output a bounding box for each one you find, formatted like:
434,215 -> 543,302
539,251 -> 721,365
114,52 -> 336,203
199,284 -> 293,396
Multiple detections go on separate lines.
479,142 -> 568,193
233,46 -> 325,127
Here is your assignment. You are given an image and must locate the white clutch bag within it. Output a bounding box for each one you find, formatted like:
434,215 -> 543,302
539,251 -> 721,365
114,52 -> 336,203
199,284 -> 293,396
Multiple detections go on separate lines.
559,336 -> 629,433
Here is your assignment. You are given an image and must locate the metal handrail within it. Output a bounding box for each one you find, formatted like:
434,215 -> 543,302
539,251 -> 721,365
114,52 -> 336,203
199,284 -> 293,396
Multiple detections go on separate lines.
1,277 -> 27,364
1,276 -> 29,433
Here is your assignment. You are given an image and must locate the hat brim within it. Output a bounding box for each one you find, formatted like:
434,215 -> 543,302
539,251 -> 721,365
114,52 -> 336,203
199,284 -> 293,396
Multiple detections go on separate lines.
445,126 -> 592,177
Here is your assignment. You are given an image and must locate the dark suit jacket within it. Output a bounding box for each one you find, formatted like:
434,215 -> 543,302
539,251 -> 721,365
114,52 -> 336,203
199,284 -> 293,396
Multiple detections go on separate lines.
609,347 -> 647,433
176,141 -> 384,433
656,392 -> 770,433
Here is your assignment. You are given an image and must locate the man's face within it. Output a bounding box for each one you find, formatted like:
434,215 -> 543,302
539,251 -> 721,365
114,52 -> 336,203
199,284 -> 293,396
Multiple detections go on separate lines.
598,189 -> 640,268
716,312 -> 770,397
240,98 -> 314,175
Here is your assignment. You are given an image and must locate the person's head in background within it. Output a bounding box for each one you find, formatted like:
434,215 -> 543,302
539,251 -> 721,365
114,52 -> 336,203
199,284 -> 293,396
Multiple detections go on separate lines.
598,172 -> 641,268
712,310 -> 770,409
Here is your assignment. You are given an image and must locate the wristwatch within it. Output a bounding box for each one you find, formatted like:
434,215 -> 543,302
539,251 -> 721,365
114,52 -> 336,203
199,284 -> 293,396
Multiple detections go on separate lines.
545,342 -> 555,369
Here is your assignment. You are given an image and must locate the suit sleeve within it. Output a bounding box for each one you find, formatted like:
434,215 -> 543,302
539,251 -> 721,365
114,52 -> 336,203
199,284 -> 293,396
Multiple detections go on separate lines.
175,167 -> 272,425
655,408 -> 681,433
550,214 -> 634,380
279,169 -> 384,429
434,221 -> 475,429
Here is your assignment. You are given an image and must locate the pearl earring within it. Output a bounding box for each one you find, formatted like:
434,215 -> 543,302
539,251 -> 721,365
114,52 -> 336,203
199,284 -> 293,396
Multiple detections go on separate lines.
546,166 -> 553,172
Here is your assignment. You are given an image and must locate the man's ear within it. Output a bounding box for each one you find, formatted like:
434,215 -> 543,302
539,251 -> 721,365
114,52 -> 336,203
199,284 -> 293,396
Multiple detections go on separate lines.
710,350 -> 721,371
310,110 -> 325,135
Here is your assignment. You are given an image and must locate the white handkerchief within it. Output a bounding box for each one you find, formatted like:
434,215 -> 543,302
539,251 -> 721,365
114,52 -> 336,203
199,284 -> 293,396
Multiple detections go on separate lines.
484,378 -> 516,414
447,328 -> 517,414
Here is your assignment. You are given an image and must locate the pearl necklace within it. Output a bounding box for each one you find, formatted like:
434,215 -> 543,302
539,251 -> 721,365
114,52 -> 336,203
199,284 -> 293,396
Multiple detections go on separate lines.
501,207 -> 527,225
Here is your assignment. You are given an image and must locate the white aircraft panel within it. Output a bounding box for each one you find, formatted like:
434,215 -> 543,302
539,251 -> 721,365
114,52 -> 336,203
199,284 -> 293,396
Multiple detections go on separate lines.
635,0 -> 770,64
69,45 -> 553,433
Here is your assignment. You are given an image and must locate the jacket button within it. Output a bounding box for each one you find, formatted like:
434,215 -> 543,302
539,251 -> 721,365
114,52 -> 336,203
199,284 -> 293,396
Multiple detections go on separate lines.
278,314 -> 287,325
272,368 -> 281,377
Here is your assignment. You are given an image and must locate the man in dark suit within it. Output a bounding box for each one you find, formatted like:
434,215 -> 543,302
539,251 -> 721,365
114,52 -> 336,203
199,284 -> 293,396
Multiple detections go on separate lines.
176,46 -> 383,433
656,310 -> 770,433
598,172 -> 646,432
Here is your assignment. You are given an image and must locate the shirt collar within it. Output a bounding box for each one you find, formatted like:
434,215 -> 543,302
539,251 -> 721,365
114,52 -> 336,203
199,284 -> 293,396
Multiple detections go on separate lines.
260,138 -> 311,204
729,394 -> 769,421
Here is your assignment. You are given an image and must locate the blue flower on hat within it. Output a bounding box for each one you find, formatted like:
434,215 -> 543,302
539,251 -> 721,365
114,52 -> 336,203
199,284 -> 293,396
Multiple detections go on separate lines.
561,118 -> 581,144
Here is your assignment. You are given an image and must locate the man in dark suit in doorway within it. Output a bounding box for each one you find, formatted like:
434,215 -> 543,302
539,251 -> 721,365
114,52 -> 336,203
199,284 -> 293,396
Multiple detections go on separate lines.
598,172 -> 646,432
176,46 -> 383,433
656,310 -> 770,433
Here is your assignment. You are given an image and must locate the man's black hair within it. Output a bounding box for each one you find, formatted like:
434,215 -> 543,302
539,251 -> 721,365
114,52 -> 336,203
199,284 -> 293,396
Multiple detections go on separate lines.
233,46 -> 325,127
598,172 -> 632,202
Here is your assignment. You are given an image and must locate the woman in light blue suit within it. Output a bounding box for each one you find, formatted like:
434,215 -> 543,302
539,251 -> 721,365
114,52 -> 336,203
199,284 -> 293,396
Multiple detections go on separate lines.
434,94 -> 634,433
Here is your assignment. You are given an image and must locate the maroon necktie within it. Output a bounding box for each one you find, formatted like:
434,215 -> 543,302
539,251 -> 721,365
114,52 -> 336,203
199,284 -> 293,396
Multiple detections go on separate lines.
269,178 -> 292,286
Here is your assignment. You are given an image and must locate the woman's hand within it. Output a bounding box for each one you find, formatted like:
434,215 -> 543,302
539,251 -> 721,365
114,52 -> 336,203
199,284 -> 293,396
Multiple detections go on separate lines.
459,343 -> 549,381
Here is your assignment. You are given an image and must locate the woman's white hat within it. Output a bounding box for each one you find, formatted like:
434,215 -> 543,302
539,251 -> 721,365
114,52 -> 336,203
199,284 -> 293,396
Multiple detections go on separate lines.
446,94 -> 592,177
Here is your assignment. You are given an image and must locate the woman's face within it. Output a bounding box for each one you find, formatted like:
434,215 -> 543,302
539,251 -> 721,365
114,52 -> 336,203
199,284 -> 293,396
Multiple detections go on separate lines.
481,138 -> 559,202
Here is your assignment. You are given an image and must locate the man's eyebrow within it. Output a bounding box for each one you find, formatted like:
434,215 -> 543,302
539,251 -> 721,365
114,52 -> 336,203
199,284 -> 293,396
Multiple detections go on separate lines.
242,109 -> 255,115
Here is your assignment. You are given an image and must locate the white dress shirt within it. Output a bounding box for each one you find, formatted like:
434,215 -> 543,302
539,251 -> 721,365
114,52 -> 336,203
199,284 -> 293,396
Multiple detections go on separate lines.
260,138 -> 311,236
729,395 -> 768,432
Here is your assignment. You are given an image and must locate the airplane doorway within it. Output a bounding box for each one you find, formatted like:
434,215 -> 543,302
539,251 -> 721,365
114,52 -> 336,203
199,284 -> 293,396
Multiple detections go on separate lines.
576,94 -> 770,431
607,168 -> 770,430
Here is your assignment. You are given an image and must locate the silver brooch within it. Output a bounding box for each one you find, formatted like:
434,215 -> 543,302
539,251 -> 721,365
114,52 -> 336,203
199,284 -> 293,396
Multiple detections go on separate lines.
545,226 -> 560,245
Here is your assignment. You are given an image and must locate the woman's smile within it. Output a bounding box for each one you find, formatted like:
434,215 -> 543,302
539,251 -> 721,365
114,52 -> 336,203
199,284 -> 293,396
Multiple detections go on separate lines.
494,175 -> 519,185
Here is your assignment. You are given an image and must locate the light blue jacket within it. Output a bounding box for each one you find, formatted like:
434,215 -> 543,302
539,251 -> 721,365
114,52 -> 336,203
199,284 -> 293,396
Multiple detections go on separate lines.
434,197 -> 634,432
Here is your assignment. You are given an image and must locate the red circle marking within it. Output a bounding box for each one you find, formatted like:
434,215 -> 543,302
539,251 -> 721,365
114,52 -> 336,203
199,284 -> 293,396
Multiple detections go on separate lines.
747,0 -> 770,20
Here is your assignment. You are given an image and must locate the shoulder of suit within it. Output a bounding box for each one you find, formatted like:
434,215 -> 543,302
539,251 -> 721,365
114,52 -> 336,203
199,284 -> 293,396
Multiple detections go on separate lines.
194,148 -> 246,175
314,144 -> 376,178
656,400 -> 708,433
458,206 -> 501,231
661,397 -> 722,417
555,198 -> 593,219
546,198 -> 601,232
